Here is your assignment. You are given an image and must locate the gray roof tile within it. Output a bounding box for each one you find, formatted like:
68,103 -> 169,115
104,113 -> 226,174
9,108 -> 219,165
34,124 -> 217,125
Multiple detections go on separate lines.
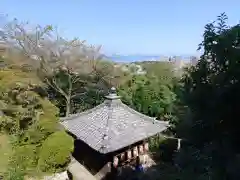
60,87 -> 169,154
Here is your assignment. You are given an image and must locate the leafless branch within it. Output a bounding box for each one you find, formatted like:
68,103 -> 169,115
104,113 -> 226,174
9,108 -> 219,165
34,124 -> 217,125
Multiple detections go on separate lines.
71,92 -> 87,99
45,77 -> 67,98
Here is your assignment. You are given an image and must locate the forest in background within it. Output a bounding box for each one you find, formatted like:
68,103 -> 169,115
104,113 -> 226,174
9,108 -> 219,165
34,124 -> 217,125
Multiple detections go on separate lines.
0,13 -> 240,180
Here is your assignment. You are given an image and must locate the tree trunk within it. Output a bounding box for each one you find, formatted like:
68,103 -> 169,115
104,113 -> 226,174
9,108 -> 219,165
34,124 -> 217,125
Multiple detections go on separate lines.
65,98 -> 71,117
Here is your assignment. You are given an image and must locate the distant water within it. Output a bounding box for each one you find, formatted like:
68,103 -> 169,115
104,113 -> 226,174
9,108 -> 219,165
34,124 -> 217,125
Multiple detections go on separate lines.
106,55 -> 192,63
106,55 -> 165,62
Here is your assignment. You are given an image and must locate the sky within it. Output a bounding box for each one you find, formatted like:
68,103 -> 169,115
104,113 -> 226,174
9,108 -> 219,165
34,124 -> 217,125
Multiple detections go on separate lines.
1,0 -> 240,56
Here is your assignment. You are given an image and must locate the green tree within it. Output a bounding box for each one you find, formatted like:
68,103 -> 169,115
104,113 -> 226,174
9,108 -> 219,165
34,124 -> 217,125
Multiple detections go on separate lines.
0,63 -> 73,178
119,71 -> 176,122
175,13 -> 240,179
137,61 -> 175,85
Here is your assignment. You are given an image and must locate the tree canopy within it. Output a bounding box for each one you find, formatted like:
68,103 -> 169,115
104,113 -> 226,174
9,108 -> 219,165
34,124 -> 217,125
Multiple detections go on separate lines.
173,13 -> 240,180
0,59 -> 73,179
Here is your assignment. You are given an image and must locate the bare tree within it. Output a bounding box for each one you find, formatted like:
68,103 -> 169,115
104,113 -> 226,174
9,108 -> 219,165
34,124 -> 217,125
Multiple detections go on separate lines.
0,18 -> 105,117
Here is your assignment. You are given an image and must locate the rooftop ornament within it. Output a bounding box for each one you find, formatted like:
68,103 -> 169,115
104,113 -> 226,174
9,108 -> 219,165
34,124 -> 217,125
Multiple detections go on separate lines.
105,87 -> 121,100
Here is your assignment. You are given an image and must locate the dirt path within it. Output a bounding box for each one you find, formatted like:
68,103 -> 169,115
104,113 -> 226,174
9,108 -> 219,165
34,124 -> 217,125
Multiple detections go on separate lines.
68,158 -> 96,180
94,162 -> 111,180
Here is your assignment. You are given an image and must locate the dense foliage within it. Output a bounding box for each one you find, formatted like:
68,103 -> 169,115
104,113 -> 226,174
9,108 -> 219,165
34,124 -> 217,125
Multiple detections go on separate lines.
0,62 -> 73,179
173,13 -> 240,180
119,74 -> 176,121
118,61 -> 179,138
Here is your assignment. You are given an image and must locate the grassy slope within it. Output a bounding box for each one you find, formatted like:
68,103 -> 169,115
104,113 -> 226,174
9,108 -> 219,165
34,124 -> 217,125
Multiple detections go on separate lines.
0,134 -> 12,176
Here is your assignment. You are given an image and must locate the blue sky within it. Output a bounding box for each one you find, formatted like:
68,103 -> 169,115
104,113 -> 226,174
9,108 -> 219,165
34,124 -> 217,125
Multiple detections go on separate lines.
1,0 -> 240,55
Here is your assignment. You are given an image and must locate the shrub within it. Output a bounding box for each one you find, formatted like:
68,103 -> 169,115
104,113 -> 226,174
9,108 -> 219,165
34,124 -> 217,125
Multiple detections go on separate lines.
10,145 -> 38,173
0,67 -> 74,175
3,168 -> 25,180
149,136 -> 178,162
38,131 -> 74,172
0,134 -> 12,176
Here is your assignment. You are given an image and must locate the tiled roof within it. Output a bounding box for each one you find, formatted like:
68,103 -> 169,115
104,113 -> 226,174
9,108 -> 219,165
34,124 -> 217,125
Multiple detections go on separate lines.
60,87 -> 169,154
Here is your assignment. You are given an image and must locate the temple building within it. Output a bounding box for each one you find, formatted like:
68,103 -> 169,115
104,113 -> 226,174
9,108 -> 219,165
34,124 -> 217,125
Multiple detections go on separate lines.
60,87 -> 169,177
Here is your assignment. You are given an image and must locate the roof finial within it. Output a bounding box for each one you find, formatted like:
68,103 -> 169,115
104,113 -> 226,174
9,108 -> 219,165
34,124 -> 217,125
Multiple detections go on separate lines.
105,87 -> 121,100
110,87 -> 117,94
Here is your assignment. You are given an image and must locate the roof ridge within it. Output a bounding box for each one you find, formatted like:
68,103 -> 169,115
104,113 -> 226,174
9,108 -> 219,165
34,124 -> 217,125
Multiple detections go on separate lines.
100,99 -> 114,152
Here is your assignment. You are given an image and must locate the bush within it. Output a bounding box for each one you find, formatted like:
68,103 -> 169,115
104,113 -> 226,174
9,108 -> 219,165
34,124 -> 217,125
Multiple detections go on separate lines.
149,136 -> 178,162
10,145 -> 38,173
0,67 -> 75,175
38,131 -> 74,172
3,167 -> 25,180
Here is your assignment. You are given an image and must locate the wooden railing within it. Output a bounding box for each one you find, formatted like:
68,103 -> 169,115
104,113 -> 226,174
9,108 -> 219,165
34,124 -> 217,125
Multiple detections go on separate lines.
113,143 -> 149,166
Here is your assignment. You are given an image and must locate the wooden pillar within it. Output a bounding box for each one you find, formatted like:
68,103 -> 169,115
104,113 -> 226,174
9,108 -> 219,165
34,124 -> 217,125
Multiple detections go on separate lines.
177,138 -> 181,150
120,153 -> 125,162
113,156 -> 119,167
144,142 -> 149,152
133,146 -> 138,157
139,145 -> 144,154
127,150 -> 132,160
